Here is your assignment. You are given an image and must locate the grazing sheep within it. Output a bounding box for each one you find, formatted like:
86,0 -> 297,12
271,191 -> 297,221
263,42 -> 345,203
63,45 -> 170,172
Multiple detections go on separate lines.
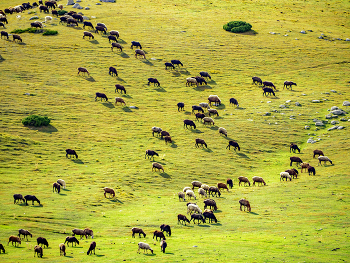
285,168 -> 298,179
78,67 -> 89,76
192,105 -> 204,114
186,77 -> 198,87
194,113 -> 205,122
186,189 -> 196,200
187,203 -> 202,214
109,67 -> 118,77
39,5 -> 49,13
151,127 -> 162,136
262,87 -> 275,97
34,245 -> 43,258
204,199 -> 217,211
191,181 -> 202,190
153,230 -> 165,241
72,229 -> 87,240
203,211 -> 217,223
103,187 -> 115,198
24,195 -> 40,205
190,213 -> 205,224
195,138 -> 207,148
135,49 -> 146,59
199,102 -> 210,109
83,31 -> 94,39
194,76 -> 207,85
239,199 -> 251,212
226,178 -> 233,188
318,156 -> 333,166
160,224 -> 171,236
95,92 -> 108,102
218,127 -> 227,137
171,60 -> 183,67
252,176 -> 266,186
177,214 -> 190,225
64,236 -> 79,247
110,30 -> 120,38
8,236 -> 21,246
59,17 -> 68,24
45,16 -> 52,23
217,182 -> 229,192
290,156 -> 303,166
283,81 -> 297,90
59,243 -> 66,256
67,18 -> 78,27
290,143 -> 300,153
37,237 -> 49,248
66,149 -> 78,158
111,42 -> 123,52
208,108 -> 219,117
208,95 -> 221,106
263,81 -> 276,90
13,194 -> 25,204
148,78 -> 160,86
145,150 -> 159,160
300,163 -> 310,173
252,76 -> 262,85
0,22 -> 5,28
200,71 -> 211,79
12,34 -> 22,42
201,184 -> 210,193
177,102 -> 185,111
203,117 -> 215,126
18,229 -> 32,241
183,119 -> 196,129
161,131 -> 170,138
238,176 -> 250,186
226,141 -> 240,151
83,21 -> 94,29
183,187 -> 192,193
58,4 -> 63,10
138,242 -> 153,254
229,98 -> 239,107
208,186 -> 221,197
84,228 -> 94,239
198,188 -> 207,198
313,150 -> 324,158
1,31 -> 9,39
53,182 -> 61,194
95,26 -> 106,34
308,166 -> 316,175
164,136 -> 172,144
178,192 -> 185,201
132,227 -> 146,238
280,172 -> 292,181
165,62 -> 175,70
0,243 -> 5,253
115,97 -> 126,106
87,241 -> 96,255
152,162 -> 164,173
72,14 -> 83,22
31,22 -> 43,29
160,239 -> 167,253
131,41 -> 142,49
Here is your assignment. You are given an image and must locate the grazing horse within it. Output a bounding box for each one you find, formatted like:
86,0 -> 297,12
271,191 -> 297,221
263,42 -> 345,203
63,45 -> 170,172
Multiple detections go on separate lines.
115,84 -> 126,94
183,119 -> 196,129
109,67 -> 118,77
53,182 -> 61,193
103,187 -> 115,198
66,149 -> 78,158
95,92 -> 108,101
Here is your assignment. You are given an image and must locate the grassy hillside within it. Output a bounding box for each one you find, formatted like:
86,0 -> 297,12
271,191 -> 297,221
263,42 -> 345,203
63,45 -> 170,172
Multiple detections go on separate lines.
0,0 -> 349,262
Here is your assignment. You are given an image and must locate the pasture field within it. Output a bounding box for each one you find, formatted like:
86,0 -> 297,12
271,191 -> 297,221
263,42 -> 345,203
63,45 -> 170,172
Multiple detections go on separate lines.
0,0 -> 349,262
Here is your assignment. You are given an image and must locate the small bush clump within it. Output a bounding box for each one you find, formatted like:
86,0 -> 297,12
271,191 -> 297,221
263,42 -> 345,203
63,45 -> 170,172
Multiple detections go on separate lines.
223,21 -> 252,33
22,115 -> 51,127
43,29 -> 58,36
11,28 -> 37,34
57,10 -> 67,16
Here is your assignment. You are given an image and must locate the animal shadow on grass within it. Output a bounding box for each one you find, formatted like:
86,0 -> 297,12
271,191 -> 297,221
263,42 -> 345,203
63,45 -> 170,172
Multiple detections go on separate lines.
209,126 -> 218,131
119,52 -> 130,58
122,94 -> 132,98
249,212 -> 259,215
18,42 -> 26,45
145,253 -> 156,257
122,107 -> 132,112
85,76 -> 96,82
170,143 -> 178,148
102,102 -> 115,109
89,40 -> 99,44
184,111 -> 191,115
63,188 -> 71,191
160,172 -> 171,178
71,26 -> 82,30
72,159 -> 84,164
179,69 -> 190,75
216,104 -> 226,110
116,77 -> 126,82
95,254 -> 105,257
208,80 -> 216,85
211,223 -> 222,226
237,153 -> 249,159
31,124 -> 58,133
155,87 -> 166,92
235,106 -> 245,110
202,148 -> 212,153
118,39 -> 126,44
198,224 -> 210,228
109,198 -> 124,204
224,136 -> 234,141
194,85 -> 212,91
141,60 -> 154,66
170,72 -> 181,77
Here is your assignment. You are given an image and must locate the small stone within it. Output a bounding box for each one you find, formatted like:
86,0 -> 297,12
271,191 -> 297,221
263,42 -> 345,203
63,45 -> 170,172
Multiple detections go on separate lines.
83,16 -> 89,20
72,3 -> 81,8
129,106 -> 137,109
307,138 -> 316,143
295,102 -> 301,106
305,126 -> 310,130
330,106 -> 339,111
263,112 -> 271,116
301,94 -> 306,96
267,101 -> 271,103
318,36 -> 324,39
331,120 -> 338,125
29,16 -> 39,20
337,126 -> 345,130
76,0 -> 81,2
340,118 -> 348,121
96,2 -> 101,4
313,119 -> 321,122
279,104 -> 286,108
331,110 -> 345,115
67,0 -> 74,5
315,122 -> 324,126
346,38 -> 350,41
331,115 -> 338,118
24,93 -> 30,95
300,30 -> 306,34
286,100 -> 291,103
328,126 -> 339,131
77,6 -> 83,9
85,7 -> 90,10
343,101 -> 350,106
330,90 -> 337,93
312,100 -> 321,103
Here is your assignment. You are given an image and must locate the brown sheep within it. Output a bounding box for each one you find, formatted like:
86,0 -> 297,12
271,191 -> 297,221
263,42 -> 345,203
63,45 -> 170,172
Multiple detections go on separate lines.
34,245 -> 43,258
290,156 -> 303,166
59,243 -> 66,256
8,236 -> 21,246
153,230 -> 165,241
226,178 -> 233,188
191,181 -> 202,190
84,228 -> 94,239
238,176 -> 250,186
217,183 -> 229,192
72,229 -> 87,239
78,67 -> 89,76
161,130 -> 170,139
300,163 -> 310,173
178,192 -> 185,201
18,229 -> 32,240
313,150 -> 324,158
111,42 -> 123,52
132,227 -> 146,238
103,187 -> 115,198
12,34 -> 22,42
152,162 -> 164,173
53,182 -> 61,193
239,198 -> 251,212
195,138 -> 207,148
164,136 -> 172,144
0,243 -> 5,253
115,97 -> 126,106
252,176 -> 266,186
87,241 -> 96,255
135,49 -> 146,59
285,168 -> 298,179
83,31 -> 94,40
208,109 -> 219,117
283,81 -> 297,90
177,214 -> 190,225
203,199 -> 217,211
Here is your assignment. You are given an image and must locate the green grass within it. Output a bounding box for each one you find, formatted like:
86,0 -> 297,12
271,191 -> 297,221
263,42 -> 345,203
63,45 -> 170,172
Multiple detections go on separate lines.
0,0 -> 349,262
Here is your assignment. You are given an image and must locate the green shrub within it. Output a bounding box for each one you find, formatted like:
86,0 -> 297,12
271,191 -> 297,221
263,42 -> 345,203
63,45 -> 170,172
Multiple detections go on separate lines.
11,28 -> 37,34
43,30 -> 58,36
57,10 -> 67,16
22,115 -> 51,127
223,21 -> 252,33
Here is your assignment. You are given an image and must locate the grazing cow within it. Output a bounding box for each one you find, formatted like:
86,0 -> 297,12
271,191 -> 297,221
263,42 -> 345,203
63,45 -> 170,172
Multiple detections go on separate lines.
263,81 -> 276,90
226,141 -> 240,151
171,60 -> 183,67
34,245 -> 43,258
177,102 -> 185,111
95,93 -> 108,101
67,18 -> 78,27
78,67 -> 89,76
290,143 -> 300,153
37,237 -> 49,248
200,71 -> 211,79
290,156 -> 303,166
109,67 -> 118,77
183,119 -> 196,129
283,81 -> 297,90
13,34 -> 22,42
135,49 -> 146,59
24,195 -> 40,205
195,138 -> 207,148
66,149 -> 78,158
111,43 -> 123,52
263,87 -> 275,97
83,31 -> 94,39
165,62 -> 175,70
53,182 -> 61,193
108,35 -> 118,43
131,41 -> 142,49
13,194 -> 25,204
115,84 -> 126,94
95,26 -> 106,34
87,241 -> 96,255
252,76 -> 262,85
148,78 -> 160,86
64,236 -> 79,247
83,21 -> 94,29
229,98 -> 239,107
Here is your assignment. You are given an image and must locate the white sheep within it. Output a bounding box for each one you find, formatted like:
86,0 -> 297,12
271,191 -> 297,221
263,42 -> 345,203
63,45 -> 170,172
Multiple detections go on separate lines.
201,184 -> 209,193
57,179 -> 66,189
45,16 -> 52,23
318,156 -> 333,166
186,189 -> 196,200
208,95 -> 221,106
151,126 -> 162,136
198,188 -> 207,198
187,204 -> 202,214
186,77 -> 198,87
218,127 -> 227,137
203,117 -> 215,125
138,242 -> 153,254
280,172 -> 291,181
199,102 -> 210,109
183,186 -> 192,193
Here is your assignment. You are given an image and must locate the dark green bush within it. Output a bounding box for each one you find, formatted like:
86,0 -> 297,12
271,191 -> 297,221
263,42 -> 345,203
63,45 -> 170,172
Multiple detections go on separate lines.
11,28 -> 37,34
57,10 -> 67,16
223,21 -> 252,33
43,30 -> 58,36
22,115 -> 51,127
